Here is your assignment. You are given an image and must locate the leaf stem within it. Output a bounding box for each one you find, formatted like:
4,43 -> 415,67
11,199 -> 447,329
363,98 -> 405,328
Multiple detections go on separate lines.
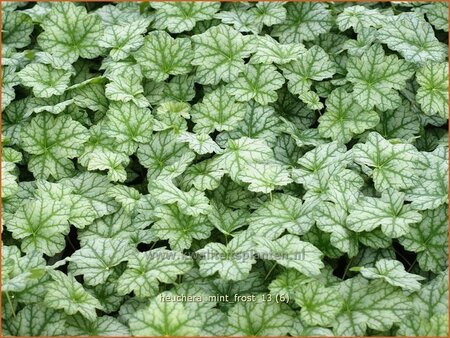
5,291 -> 16,319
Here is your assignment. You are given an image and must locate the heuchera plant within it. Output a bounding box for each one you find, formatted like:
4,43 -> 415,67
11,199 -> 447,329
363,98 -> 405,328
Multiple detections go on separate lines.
1,1 -> 449,337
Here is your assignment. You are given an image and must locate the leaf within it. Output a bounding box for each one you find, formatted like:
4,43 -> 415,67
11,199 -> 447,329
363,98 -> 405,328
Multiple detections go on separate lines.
212,137 -> 273,181
318,88 -> 380,144
315,201 -> 359,257
191,24 -> 252,84
180,159 -> 226,191
216,102 -> 282,147
105,74 -> 149,108
197,231 -> 256,281
250,34 -> 306,65
272,3 -> 332,43
347,189 -> 422,238
352,132 -> 419,191
2,10 -> 34,48
399,206 -> 448,273
207,201 -> 249,236
238,162 -> 292,194
255,235 -> 324,277
117,249 -> 193,298
98,19 -> 148,61
2,66 -> 20,110
295,283 -> 343,326
191,86 -> 247,134
21,113 -> 89,179
416,62 -> 448,119
69,238 -> 133,286
129,292 -> 203,336
10,305 -> 66,336
248,193 -> 315,240
37,3 -> 104,63
336,5 -> 385,33
18,63 -> 73,98
66,315 -> 129,336
280,46 -> 335,105
177,131 -> 222,155
134,31 -> 193,82
34,180 -> 97,229
44,270 -> 103,322
334,277 -> 412,336
102,101 -> 153,151
150,1 -> 220,33
7,199 -> 70,255
346,44 -> 415,111
149,179 -> 211,216
416,3 -> 448,32
152,204 -> 213,251
378,12 -> 446,64
137,130 -> 195,181
405,146 -> 448,210
227,297 -> 295,336
357,259 -> 425,291
227,64 -> 285,105
86,149 -> 129,183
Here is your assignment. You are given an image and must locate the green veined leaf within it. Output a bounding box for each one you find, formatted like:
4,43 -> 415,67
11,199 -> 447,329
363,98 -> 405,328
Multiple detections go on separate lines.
336,5 -> 385,33
248,193 -> 315,240
69,238 -> 133,286
134,30 -> 193,82
272,2 -> 332,43
280,46 -> 335,106
9,304 -> 66,336
399,206 -> 448,273
18,63 -> 73,98
415,2 -> 448,32
191,86 -> 247,134
212,137 -> 273,181
347,189 -> 422,238
227,297 -> 295,336
357,259 -> 425,291
318,88 -> 379,144
295,283 -> 343,326
207,201 -> 249,236
315,201 -> 359,257
105,74 -> 149,108
21,113 -> 89,179
405,146 -> 448,210
37,3 -> 104,63
227,64 -> 285,105
416,62 -> 448,119
98,19 -> 148,61
7,199 -> 70,255
66,315 -> 129,336
102,101 -> 153,152
152,204 -> 213,251
378,12 -> 446,64
2,10 -> 34,48
346,44 -> 415,111
197,231 -> 256,281
129,292 -> 203,336
334,277 -> 412,336
177,132 -> 222,155
255,235 -> 324,277
44,270 -> 103,322
238,162 -> 292,194
149,179 -> 211,216
352,132 -> 419,191
191,24 -> 252,84
150,1 -> 220,33
117,249 -> 193,298
250,34 -> 306,65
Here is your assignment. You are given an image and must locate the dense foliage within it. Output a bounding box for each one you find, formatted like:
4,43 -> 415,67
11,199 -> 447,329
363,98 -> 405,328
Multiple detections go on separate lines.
1,1 -> 449,336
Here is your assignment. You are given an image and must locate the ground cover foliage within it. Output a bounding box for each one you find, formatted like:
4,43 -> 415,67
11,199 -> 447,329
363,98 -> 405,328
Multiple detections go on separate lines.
1,1 -> 449,336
